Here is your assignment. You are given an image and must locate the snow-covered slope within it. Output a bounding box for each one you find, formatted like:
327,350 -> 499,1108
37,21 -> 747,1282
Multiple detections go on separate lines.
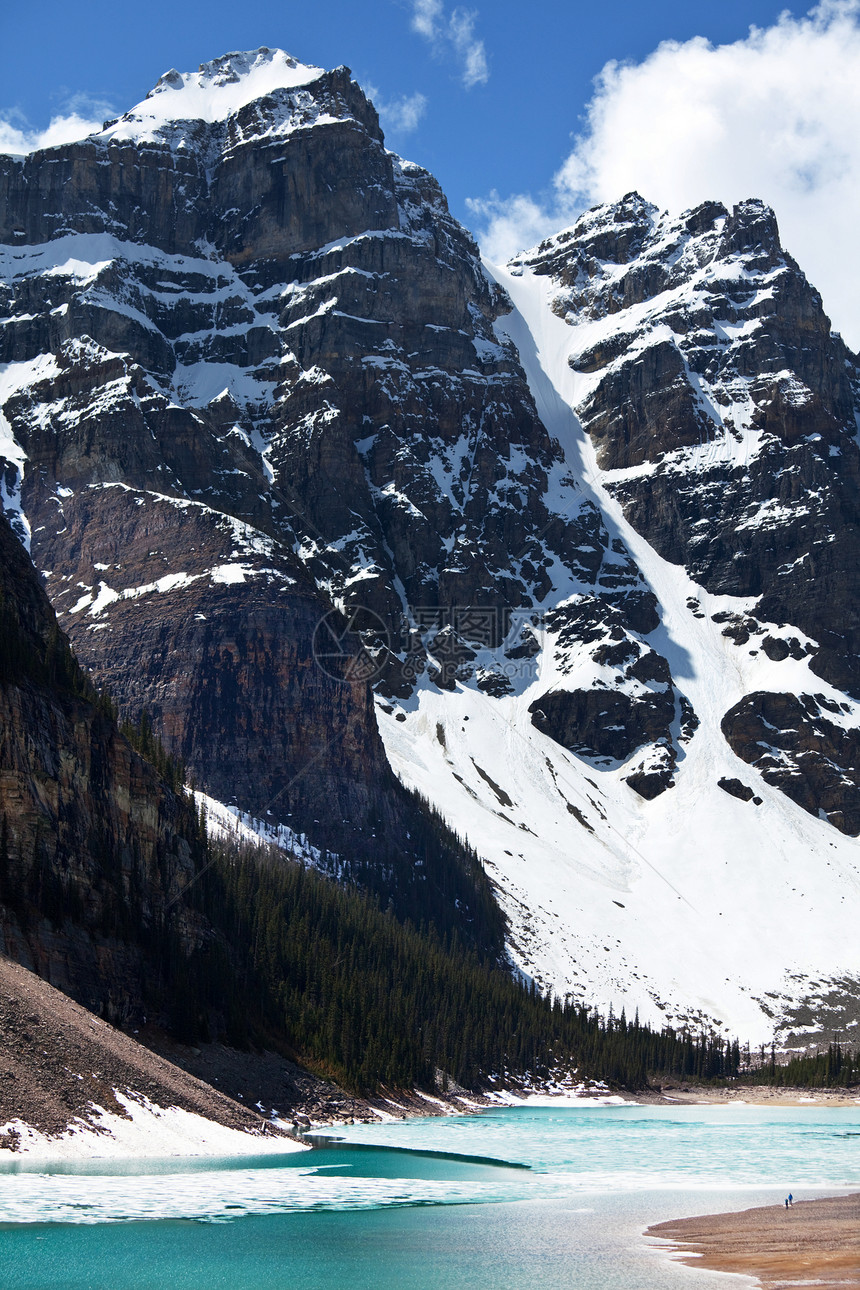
100,48 -> 325,142
377,244 -> 860,1045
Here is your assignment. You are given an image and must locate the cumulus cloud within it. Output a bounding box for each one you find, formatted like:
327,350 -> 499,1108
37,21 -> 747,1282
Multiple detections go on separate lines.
411,0 -> 489,88
0,111 -> 104,155
366,85 -> 428,136
471,1 -> 860,347
466,191 -> 558,263
0,94 -> 112,155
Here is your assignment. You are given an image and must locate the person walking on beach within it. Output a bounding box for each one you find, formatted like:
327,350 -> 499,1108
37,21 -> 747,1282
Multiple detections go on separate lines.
788,1194 -> 793,1206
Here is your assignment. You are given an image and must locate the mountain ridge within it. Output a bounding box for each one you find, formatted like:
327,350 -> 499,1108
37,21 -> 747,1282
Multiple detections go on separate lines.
1,49 -> 859,1046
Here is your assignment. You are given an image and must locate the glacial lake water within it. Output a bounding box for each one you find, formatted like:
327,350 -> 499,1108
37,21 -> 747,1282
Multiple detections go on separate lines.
1,1102 -> 859,1288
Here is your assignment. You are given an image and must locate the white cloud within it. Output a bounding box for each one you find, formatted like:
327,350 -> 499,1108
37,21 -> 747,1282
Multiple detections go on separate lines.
411,0 -> 489,88
466,191 -> 558,263
0,101 -> 109,156
366,86 -> 428,136
411,0 -> 443,40
471,1 -> 860,347
448,10 -> 489,88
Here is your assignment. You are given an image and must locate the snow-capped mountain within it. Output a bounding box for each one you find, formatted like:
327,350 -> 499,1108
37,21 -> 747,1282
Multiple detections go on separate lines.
1,50 -> 859,1045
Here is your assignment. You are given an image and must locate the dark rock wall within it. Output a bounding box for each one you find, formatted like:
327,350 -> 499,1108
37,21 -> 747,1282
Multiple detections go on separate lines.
522,194 -> 860,697
0,512 -> 204,1015
0,57 -> 657,829
722,691 -> 860,835
518,193 -> 860,819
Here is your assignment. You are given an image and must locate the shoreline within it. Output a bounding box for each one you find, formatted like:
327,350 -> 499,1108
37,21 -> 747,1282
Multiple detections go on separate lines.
302,1081 -> 860,1132
632,1085 -> 860,1109
647,1192 -> 860,1289
0,954 -> 306,1162
0,1094 -> 308,1164
5,1074 -> 860,1161
1,948 -> 857,1159
3,1064 -> 860,1282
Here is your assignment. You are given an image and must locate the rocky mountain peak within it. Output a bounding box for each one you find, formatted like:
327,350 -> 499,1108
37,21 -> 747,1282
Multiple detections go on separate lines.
512,188 -> 860,702
528,191 -> 659,273
102,48 -> 327,142
3,49 -> 860,1044
717,196 -> 782,262
682,199 -> 729,236
0,53 -> 390,262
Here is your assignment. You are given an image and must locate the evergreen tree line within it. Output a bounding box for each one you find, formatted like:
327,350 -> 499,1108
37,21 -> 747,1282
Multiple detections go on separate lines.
3,780 -> 858,1093
140,838 -> 763,1093
308,793 -> 508,961
737,1042 -> 860,1089
0,800 -> 755,1093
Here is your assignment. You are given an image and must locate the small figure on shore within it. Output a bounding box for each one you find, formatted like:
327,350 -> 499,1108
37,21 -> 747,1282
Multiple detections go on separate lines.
788,1193 -> 793,1206
784,1198 -> 789,1209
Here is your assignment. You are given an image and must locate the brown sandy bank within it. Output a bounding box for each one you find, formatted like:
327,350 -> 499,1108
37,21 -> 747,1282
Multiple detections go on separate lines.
648,1193 -> 860,1288
634,1086 -> 860,1108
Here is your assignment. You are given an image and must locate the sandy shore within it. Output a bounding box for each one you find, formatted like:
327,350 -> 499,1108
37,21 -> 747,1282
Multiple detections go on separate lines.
635,1086 -> 860,1108
648,1193 -> 860,1288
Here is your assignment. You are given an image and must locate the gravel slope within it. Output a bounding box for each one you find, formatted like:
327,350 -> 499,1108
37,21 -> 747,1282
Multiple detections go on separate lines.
0,953 -> 290,1148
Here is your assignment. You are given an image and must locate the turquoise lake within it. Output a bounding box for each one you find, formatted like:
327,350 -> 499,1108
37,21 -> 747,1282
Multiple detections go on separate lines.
1,1102 -> 859,1288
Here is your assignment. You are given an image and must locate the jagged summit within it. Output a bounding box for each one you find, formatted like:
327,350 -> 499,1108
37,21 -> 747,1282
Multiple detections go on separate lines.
158,47 -> 323,94
98,48 -> 330,144
519,192 -> 788,285
0,49 -> 388,258
510,189 -> 860,689
0,50 -> 330,158
526,191 -> 661,267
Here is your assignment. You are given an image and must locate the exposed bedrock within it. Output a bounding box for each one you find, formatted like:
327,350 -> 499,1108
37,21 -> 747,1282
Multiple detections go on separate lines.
577,337 -> 711,471
721,691 -> 860,835
528,685 -> 673,758
21,482 -> 393,860
0,67 -> 393,263
529,595 -> 685,799
521,192 -> 860,699
0,512 -> 205,1016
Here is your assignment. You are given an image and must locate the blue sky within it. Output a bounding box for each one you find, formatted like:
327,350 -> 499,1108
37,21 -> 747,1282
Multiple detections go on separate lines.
3,1 -> 860,343
0,0 -> 797,213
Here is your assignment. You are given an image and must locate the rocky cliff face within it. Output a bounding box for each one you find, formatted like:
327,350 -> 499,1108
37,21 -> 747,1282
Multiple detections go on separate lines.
0,53 -> 432,857
0,48 -> 655,822
20,478 -> 387,851
521,194 -> 860,698
0,510 -> 206,1018
514,193 -> 860,825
